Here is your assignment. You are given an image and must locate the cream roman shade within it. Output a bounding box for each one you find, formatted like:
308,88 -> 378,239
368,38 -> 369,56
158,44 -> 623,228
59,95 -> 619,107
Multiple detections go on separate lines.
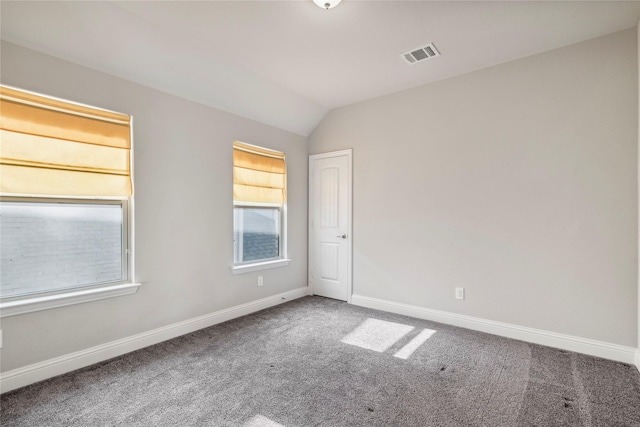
0,86 -> 132,197
233,141 -> 285,204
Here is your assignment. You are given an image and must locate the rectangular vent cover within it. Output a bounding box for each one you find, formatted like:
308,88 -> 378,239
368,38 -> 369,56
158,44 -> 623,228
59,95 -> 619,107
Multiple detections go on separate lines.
401,43 -> 440,65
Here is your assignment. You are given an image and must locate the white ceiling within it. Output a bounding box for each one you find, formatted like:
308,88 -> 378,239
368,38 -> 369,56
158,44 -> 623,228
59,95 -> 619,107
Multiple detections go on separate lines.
2,1 -> 640,136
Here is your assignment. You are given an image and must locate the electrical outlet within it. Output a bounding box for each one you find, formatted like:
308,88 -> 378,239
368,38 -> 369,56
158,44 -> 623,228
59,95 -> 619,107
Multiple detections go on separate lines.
455,287 -> 465,300
258,276 -> 263,287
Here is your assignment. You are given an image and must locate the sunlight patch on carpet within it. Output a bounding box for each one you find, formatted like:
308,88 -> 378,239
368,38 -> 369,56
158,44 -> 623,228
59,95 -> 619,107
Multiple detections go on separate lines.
393,328 -> 436,359
341,318 -> 414,352
244,415 -> 285,427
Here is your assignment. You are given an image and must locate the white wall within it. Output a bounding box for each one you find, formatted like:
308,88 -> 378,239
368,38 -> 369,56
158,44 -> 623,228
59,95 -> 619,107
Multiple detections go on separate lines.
0,41 -> 308,372
310,29 -> 638,347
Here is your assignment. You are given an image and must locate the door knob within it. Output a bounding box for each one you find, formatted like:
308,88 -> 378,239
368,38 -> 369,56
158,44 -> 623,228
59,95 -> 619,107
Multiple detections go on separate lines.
337,234 -> 347,239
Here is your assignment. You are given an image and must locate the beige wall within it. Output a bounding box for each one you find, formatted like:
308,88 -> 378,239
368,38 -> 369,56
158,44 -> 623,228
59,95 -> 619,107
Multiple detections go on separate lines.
0,41 -> 308,372
310,29 -> 639,346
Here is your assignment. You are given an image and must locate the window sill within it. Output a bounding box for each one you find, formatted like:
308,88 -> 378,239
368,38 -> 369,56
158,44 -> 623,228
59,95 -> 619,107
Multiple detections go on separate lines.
0,282 -> 142,318
231,259 -> 291,275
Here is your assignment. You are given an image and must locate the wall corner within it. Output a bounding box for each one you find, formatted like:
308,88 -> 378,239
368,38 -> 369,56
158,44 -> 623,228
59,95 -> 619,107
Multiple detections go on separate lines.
637,21 -> 640,360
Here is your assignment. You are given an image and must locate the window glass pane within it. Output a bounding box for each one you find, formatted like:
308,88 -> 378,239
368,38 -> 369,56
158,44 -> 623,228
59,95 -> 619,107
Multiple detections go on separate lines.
234,207 -> 280,263
0,201 -> 124,298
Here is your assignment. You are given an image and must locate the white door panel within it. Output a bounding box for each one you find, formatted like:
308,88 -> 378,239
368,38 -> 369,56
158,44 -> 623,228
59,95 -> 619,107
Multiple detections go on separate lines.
309,150 -> 352,301
319,242 -> 339,281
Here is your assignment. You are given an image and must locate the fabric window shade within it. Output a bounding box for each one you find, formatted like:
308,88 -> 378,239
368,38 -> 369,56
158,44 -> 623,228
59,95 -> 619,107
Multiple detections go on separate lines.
233,141 -> 285,204
0,85 -> 132,196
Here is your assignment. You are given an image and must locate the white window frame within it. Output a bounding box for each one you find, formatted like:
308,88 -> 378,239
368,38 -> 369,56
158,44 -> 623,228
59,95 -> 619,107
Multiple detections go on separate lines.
0,194 -> 140,317
231,202 -> 290,274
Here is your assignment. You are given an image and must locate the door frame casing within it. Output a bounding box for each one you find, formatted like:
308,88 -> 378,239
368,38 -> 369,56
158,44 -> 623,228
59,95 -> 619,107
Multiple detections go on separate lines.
308,149 -> 353,303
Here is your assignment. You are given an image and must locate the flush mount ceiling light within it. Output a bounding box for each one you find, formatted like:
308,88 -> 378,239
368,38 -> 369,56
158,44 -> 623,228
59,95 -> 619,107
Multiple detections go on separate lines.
313,0 -> 342,10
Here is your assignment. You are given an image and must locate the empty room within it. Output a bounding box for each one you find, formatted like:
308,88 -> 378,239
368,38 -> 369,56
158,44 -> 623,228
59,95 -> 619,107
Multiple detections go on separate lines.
1,1 -> 639,426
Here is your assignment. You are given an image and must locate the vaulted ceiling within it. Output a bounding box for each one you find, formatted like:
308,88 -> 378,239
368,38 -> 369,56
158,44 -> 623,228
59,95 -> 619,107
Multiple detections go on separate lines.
2,1 -> 640,136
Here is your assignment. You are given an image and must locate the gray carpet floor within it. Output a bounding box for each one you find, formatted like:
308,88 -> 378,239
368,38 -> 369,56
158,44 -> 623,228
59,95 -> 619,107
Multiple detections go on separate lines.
2,296 -> 640,426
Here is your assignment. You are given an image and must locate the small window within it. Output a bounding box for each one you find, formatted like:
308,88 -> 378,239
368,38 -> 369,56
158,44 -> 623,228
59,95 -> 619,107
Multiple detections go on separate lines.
234,207 -> 281,263
232,142 -> 288,269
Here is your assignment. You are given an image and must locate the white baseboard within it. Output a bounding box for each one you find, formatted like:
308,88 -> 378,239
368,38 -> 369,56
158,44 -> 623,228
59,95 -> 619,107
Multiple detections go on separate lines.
636,349 -> 640,372
0,287 -> 308,394
351,294 -> 637,364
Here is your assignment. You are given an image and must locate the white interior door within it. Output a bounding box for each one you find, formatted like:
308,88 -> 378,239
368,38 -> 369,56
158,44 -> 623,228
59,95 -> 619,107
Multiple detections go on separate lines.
309,150 -> 352,301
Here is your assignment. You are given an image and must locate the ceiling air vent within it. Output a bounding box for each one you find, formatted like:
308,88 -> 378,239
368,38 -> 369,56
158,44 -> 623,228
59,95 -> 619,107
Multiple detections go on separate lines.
401,43 -> 440,65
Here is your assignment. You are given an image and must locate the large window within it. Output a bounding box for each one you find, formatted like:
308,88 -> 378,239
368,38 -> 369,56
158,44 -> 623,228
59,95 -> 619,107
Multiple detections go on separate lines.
1,200 -> 127,298
0,85 -> 137,315
232,141 -> 289,272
